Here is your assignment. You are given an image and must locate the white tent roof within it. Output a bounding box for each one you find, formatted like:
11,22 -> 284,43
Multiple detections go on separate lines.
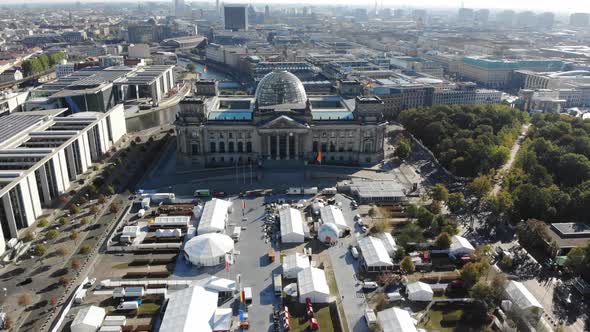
184,233 -> 234,260
450,235 -> 475,254
378,307 -> 418,332
71,305 -> 106,332
282,253 -> 310,276
159,286 -> 219,332
407,282 -> 433,301
202,276 -> 237,293
198,198 -> 231,234
318,222 -> 339,243
377,232 -> 397,256
154,216 -> 191,227
320,205 -> 348,229
280,207 -> 305,239
505,281 -> 543,311
122,226 -> 140,237
297,267 -> 330,297
212,308 -> 232,331
358,235 -> 393,267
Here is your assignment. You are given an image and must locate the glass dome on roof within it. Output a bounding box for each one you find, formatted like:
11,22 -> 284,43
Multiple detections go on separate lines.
255,70 -> 307,107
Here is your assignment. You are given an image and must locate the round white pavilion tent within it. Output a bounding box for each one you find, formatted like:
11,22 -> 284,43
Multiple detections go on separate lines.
183,233 -> 234,266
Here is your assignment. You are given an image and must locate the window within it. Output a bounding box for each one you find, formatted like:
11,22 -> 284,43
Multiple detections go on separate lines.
229,132 -> 233,139
228,142 -> 235,153
246,132 -> 252,138
219,133 -> 224,139
312,141 -> 318,152
321,143 -> 327,152
192,144 -> 200,154
330,142 -> 336,152
221,157 -> 225,162
219,142 -> 225,153
246,142 -> 252,153
238,132 -> 243,138
210,142 -> 216,153
191,131 -> 198,138
238,142 -> 244,153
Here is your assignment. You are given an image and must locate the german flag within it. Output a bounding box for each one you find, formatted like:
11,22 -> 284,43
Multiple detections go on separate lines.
316,148 -> 322,164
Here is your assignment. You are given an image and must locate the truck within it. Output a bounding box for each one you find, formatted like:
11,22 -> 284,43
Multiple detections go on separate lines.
273,273 -> 282,296
322,187 -> 337,195
303,187 -> 318,195
364,308 -> 378,325
243,287 -> 253,304
155,228 -> 182,238
117,301 -> 139,311
112,287 -> 145,299
231,225 -> 242,241
99,327 -> 122,332
286,187 -> 302,195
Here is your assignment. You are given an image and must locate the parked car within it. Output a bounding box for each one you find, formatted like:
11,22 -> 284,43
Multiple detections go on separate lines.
84,277 -> 97,288
361,281 -> 379,289
350,247 -> 359,259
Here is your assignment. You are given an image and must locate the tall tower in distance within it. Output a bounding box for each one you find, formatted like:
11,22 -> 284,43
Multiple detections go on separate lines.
173,0 -> 185,17
223,4 -> 248,31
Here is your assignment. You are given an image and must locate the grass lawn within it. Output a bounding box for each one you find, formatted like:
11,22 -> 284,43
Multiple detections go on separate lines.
289,304 -> 335,332
418,302 -> 487,332
112,262 -> 131,269
138,303 -> 161,315
324,264 -> 349,332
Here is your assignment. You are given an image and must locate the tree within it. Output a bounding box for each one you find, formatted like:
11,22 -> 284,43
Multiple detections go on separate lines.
89,205 -> 100,216
23,229 -> 35,242
109,202 -> 121,214
400,256 -> 415,274
38,54 -> 50,70
69,204 -> 81,215
50,296 -> 58,306
70,230 -> 80,242
393,137 -> 412,160
97,195 -> 107,204
416,207 -> 434,228
404,204 -> 420,218
56,247 -> 69,261
71,258 -> 82,271
469,175 -> 492,198
46,229 -> 60,240
430,183 -> 449,202
447,192 -> 466,213
368,207 -> 378,217
58,217 -> 70,226
186,63 -> 196,72
80,217 -> 90,225
471,282 -> 500,310
59,276 -> 70,287
558,153 -> 590,187
564,246 -> 586,275
37,218 -> 49,227
2,315 -> 14,329
435,232 -> 452,249
486,190 -> 513,216
460,262 -> 487,288
370,220 -> 387,233
34,244 -> 48,257
106,185 -> 115,196
80,244 -> 92,255
395,247 -> 406,261
18,292 -> 33,308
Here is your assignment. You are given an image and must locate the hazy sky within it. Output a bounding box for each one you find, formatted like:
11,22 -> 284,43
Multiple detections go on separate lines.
7,0 -> 590,13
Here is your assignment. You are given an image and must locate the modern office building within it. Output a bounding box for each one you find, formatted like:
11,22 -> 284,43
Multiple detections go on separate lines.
28,65 -> 175,112
176,71 -> 386,168
570,13 -> 590,27
55,60 -> 76,78
173,0 -> 185,17
223,4 -> 248,31
0,105 -> 126,255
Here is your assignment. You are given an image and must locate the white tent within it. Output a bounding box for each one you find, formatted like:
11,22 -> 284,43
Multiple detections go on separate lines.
280,207 -> 305,243
212,308 -> 232,332
505,281 -> 544,320
358,235 -> 393,269
282,253 -> 311,278
318,223 -> 339,243
122,226 -> 140,238
320,205 -> 348,230
154,216 -> 191,227
377,232 -> 397,256
183,233 -> 234,266
406,282 -> 433,302
159,286 -> 218,332
202,276 -> 237,293
378,307 -> 418,332
297,267 -> 330,303
71,305 -> 106,332
450,235 -> 475,256
198,198 -> 232,235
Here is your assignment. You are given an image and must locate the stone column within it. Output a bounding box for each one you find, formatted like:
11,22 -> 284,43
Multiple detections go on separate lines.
286,134 -> 290,160
267,134 -> 272,159
275,133 -> 280,160
294,135 -> 299,160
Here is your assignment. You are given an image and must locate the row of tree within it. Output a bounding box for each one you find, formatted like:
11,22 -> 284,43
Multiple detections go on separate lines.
502,113 -> 590,222
399,104 -> 528,177
21,51 -> 66,77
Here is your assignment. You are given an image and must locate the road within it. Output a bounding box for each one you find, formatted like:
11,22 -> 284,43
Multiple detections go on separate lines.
491,123 -> 531,195
328,194 -> 369,332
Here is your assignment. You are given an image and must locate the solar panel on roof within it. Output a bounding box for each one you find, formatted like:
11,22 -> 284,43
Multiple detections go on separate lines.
0,115 -> 44,146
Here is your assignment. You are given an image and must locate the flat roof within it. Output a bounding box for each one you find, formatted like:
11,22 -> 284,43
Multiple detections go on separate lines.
0,114 -> 46,147
349,180 -> 406,199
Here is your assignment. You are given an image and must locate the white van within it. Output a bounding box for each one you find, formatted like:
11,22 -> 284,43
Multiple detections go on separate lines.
117,301 -> 139,311
387,291 -> 402,302
350,247 -> 359,259
361,281 -> 379,289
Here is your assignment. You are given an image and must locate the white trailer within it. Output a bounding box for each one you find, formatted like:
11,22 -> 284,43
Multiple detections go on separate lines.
322,187 -> 337,195
286,187 -> 302,195
103,316 -> 127,326
112,287 -> 145,299
231,225 -> 242,241
303,187 -> 318,195
116,301 -> 139,311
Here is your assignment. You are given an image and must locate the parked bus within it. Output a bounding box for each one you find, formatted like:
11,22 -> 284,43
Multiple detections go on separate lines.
194,189 -> 211,197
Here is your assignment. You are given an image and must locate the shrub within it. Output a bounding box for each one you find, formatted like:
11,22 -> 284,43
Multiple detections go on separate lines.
89,205 -> 100,216
70,230 -> 80,241
59,276 -> 70,287
69,205 -> 81,215
56,247 -> 69,260
109,202 -> 121,214
71,258 -> 82,271
80,217 -> 90,225
370,220 -> 387,234
34,244 -> 48,257
37,218 -> 49,228
46,229 -> 60,240
401,256 -> 415,274
18,293 -> 33,307
58,217 -> 70,226
23,230 -> 35,242
97,195 -> 107,205
79,244 -> 92,255
435,232 -> 452,249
